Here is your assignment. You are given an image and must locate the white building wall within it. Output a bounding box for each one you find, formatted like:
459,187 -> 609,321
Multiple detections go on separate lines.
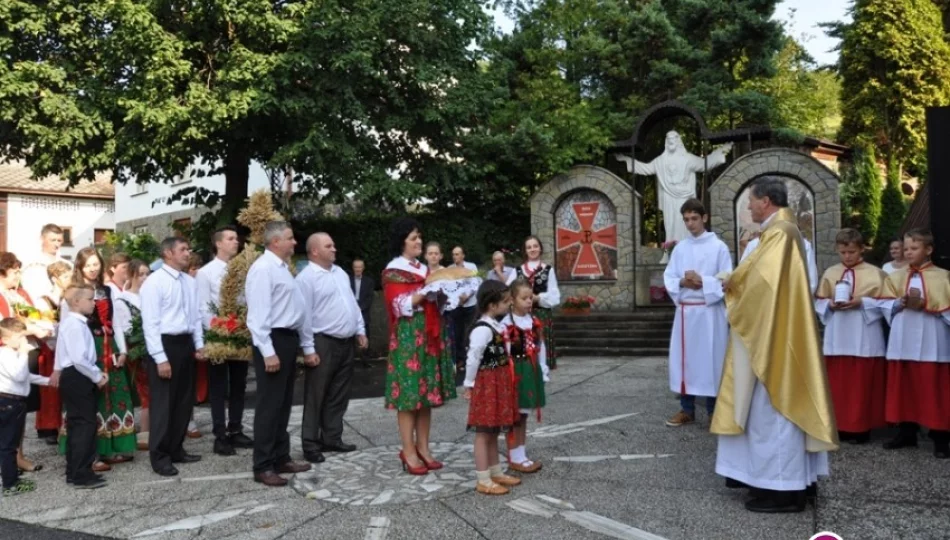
8,194 -> 115,262
115,161 -> 272,224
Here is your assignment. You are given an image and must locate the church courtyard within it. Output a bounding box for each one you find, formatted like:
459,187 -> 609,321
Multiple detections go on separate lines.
2,356 -> 947,540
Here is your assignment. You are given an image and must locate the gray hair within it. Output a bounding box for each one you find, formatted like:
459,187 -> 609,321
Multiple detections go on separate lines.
750,176 -> 789,207
263,221 -> 291,246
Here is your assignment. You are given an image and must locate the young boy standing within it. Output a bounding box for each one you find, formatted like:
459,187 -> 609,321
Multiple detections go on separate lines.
0,318 -> 49,496
815,229 -> 889,444
662,199 -> 732,426
869,229 -> 950,458
55,285 -> 109,488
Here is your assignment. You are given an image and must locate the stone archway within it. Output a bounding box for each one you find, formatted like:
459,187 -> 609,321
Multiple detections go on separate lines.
530,165 -> 637,310
708,148 -> 841,273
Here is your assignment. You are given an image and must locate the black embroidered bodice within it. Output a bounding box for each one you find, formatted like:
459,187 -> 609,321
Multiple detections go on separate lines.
88,286 -> 113,332
472,321 -> 507,370
516,264 -> 551,295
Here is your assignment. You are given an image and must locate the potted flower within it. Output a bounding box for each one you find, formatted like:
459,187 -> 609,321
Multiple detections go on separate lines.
562,295 -> 595,315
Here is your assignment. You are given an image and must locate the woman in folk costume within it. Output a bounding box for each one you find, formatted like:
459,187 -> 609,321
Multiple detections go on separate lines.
383,218 -> 457,475
58,247 -> 136,467
501,279 -> 549,474
0,252 -> 54,472
814,229 -> 889,444
113,259 -> 151,451
463,280 -> 521,495
865,229 -> 950,458
515,236 -> 560,370
33,261 -> 72,445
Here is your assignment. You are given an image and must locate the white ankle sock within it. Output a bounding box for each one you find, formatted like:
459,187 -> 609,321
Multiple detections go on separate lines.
489,464 -> 504,477
510,446 -> 527,464
476,470 -> 492,486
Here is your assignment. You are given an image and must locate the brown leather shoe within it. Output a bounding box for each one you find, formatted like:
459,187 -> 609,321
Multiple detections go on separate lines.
254,470 -> 288,487
92,461 -> 112,473
475,481 -> 509,495
491,473 -> 522,487
276,461 -> 312,474
508,460 -> 542,474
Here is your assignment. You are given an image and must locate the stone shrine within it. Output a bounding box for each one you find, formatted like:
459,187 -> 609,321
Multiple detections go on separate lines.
529,100 -> 845,311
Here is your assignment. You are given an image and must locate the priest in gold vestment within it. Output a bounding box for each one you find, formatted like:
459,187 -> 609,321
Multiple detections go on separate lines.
712,177 -> 838,514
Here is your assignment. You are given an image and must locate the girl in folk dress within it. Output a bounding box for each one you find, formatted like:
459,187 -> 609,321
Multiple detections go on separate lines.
113,260 -> 151,451
33,261 -> 72,445
0,252 -> 54,472
515,236 -> 560,369
383,219 -> 456,475
463,280 -> 521,495
501,279 -> 550,474
58,247 -> 136,466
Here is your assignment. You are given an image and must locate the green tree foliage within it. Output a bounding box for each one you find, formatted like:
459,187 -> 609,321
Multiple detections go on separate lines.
743,36 -> 842,140
839,143 -> 881,243
829,0 -> 950,173
875,162 -> 907,259
99,232 -> 161,263
445,0 -> 786,226
0,0 -> 491,221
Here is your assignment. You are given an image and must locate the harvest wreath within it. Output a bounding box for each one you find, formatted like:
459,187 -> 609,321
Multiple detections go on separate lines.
203,190 -> 284,364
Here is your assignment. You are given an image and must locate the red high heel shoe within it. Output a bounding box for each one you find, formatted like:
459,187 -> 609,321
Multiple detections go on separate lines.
399,451 -> 428,475
416,447 -> 444,471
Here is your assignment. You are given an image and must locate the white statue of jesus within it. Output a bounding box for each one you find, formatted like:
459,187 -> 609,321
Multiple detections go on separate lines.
616,131 -> 733,243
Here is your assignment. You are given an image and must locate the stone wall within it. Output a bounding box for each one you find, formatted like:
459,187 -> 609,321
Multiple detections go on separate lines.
708,148 -> 841,274
530,165 -> 638,310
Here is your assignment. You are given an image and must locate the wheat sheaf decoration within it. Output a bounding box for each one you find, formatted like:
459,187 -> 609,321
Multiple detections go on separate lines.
204,190 -> 287,363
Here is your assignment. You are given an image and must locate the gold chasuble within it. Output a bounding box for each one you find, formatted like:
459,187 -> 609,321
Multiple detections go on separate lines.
711,208 -> 838,452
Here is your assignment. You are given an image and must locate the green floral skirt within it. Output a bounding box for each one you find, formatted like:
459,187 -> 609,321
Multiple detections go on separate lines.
385,312 -> 457,411
536,307 -> 556,370
59,335 -> 137,458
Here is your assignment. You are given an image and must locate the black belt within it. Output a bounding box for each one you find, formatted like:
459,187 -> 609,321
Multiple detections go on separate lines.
0,392 -> 26,401
272,328 -> 297,336
317,333 -> 355,342
162,333 -> 192,338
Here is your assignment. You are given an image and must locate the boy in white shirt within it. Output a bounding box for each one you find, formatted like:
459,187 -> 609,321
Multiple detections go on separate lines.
54,285 -> 109,489
0,317 -> 49,496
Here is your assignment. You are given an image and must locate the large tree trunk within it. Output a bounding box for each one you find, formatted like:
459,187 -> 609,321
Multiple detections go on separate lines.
220,151 -> 250,226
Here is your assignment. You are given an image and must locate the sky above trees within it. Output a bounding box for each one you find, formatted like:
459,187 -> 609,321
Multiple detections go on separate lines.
490,0 -> 851,66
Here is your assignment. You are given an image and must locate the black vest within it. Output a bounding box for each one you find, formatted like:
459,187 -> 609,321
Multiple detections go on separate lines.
471,321 -> 507,370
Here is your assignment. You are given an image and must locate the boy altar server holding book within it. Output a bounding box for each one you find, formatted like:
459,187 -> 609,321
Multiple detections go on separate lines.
662,199 -> 732,427
815,229 -> 888,444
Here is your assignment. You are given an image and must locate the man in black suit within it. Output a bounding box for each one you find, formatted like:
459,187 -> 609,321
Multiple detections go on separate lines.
350,259 -> 374,362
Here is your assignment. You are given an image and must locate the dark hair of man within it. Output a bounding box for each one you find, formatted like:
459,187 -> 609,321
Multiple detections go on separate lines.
750,176 -> 789,207
160,237 -> 188,260
211,226 -> 238,254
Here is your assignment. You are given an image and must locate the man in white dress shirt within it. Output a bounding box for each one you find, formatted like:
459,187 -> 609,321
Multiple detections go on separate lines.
246,221 -> 317,487
21,224 -> 69,303
297,233 -> 368,463
139,237 -> 206,477
448,245 -> 478,383
196,226 -> 253,457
